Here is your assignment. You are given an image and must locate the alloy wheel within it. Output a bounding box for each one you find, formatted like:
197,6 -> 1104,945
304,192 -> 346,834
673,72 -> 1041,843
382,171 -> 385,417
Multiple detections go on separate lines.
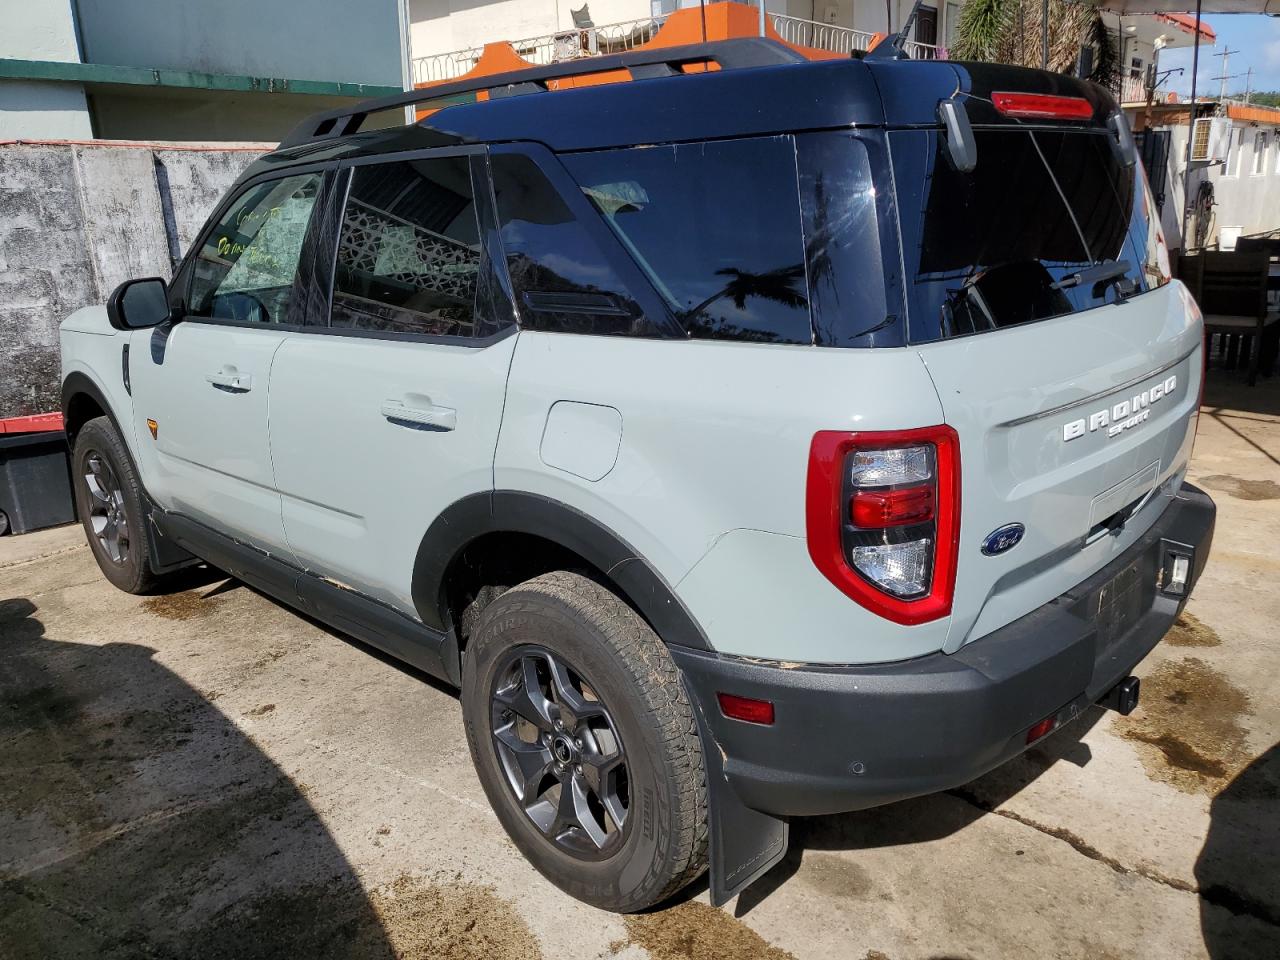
489,647 -> 630,859
84,453 -> 130,564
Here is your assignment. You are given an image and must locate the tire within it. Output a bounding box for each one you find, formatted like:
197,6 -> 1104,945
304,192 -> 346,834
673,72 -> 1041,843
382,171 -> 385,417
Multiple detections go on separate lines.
462,571 -> 708,912
72,416 -> 160,594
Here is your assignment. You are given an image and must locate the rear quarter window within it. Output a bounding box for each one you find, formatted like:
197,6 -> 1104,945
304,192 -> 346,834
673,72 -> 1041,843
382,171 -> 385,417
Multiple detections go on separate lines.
563,137 -> 813,345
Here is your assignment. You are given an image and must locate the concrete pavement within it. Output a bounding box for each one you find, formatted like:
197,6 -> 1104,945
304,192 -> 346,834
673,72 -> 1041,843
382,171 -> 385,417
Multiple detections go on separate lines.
1,372 -> 1277,959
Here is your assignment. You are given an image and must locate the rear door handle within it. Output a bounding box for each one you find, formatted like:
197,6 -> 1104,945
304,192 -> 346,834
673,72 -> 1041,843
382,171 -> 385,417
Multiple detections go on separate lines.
380,399 -> 456,431
205,370 -> 252,392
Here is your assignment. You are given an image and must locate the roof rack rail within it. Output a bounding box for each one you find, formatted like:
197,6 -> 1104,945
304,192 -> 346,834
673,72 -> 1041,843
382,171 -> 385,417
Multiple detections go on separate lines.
279,37 -> 804,149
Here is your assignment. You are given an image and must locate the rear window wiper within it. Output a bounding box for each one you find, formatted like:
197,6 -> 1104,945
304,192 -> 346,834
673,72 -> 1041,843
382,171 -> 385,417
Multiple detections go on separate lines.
1051,259 -> 1137,298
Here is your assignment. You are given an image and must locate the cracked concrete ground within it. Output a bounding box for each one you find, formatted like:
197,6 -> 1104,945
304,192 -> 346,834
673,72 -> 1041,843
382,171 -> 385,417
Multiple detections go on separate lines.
1,372 -> 1277,960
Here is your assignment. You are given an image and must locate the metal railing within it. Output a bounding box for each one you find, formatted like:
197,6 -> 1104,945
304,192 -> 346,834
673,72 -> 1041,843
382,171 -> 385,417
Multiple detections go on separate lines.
767,14 -> 876,55
1119,75 -> 1177,105
901,39 -> 943,60
410,12 -> 939,85
412,15 -> 667,84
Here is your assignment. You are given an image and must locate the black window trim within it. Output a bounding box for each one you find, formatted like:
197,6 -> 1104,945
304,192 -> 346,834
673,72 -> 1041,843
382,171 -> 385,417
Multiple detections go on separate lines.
175,161 -> 335,333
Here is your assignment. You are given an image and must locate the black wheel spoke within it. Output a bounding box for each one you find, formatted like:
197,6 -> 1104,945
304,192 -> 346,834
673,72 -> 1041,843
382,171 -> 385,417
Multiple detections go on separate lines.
554,773 -> 609,850
495,656 -> 558,732
493,724 -> 555,806
580,748 -> 621,797
546,655 -> 605,724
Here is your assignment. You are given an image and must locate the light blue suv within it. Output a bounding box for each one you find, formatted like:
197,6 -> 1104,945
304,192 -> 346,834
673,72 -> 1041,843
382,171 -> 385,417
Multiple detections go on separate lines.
59,40 -> 1216,912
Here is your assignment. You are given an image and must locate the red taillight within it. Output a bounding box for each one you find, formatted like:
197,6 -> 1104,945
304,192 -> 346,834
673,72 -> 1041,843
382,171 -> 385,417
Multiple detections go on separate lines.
717,692 -> 775,725
806,426 -> 960,626
991,91 -> 1094,120
850,484 -> 935,528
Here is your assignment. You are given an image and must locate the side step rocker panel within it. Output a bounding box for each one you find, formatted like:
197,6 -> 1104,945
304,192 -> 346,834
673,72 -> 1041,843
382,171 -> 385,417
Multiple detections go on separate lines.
156,511 -> 459,685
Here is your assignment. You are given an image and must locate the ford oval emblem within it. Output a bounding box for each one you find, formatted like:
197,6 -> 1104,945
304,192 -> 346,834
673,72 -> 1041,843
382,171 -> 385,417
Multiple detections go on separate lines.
982,523 -> 1025,556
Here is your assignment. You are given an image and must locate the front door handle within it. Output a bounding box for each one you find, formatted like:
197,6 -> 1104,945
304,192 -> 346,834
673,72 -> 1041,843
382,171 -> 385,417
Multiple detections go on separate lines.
206,370 -> 252,392
381,399 -> 456,431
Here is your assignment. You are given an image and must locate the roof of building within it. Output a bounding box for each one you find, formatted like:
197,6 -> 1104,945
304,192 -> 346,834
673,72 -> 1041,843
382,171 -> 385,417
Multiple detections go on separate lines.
1156,12 -> 1218,41
1225,101 -> 1280,124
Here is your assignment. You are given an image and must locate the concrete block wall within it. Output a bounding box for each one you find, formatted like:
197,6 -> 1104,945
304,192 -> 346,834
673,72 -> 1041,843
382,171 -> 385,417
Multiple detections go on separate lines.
0,140 -> 265,419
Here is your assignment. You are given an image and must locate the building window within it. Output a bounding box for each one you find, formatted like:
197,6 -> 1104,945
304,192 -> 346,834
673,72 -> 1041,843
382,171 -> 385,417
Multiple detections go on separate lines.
1226,128 -> 1244,177
945,1 -> 961,46
331,158 -> 488,338
1253,131 -> 1269,176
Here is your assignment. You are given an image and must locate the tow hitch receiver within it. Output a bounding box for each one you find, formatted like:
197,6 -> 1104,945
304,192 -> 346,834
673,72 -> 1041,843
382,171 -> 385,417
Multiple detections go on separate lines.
1100,676 -> 1141,715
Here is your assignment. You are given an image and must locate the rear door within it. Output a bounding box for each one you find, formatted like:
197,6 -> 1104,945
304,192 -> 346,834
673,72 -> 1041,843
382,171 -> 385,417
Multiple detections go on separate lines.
887,107 -> 1201,651
267,147 -> 517,616
129,170 -> 327,555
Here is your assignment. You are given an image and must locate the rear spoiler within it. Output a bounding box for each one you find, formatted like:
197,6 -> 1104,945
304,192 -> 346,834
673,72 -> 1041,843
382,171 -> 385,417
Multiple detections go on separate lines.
280,38 -> 805,149
898,61 -> 1137,173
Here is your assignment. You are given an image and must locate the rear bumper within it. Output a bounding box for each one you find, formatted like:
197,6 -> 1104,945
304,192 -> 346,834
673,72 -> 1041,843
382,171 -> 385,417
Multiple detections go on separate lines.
671,481 -> 1216,818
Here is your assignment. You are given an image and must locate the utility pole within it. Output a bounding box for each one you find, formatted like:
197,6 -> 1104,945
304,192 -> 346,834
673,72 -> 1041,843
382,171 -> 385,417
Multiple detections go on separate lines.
1214,47 -> 1240,101
1180,0 -> 1204,252
1245,67 -> 1254,104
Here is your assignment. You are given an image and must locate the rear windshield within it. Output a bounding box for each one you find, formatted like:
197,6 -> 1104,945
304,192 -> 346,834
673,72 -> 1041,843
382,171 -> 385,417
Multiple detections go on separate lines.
890,128 -> 1168,342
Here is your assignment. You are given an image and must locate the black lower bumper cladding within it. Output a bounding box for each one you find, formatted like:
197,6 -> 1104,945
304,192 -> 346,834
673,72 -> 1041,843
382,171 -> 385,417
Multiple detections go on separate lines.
675,481 -> 1216,905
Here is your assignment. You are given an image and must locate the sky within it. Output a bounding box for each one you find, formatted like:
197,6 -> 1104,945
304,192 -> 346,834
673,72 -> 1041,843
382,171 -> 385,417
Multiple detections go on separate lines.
1157,14 -> 1280,99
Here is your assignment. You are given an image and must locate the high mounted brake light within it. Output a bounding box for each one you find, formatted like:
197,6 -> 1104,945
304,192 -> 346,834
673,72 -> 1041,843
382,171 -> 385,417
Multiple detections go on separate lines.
806,426 -> 960,625
991,91 -> 1094,121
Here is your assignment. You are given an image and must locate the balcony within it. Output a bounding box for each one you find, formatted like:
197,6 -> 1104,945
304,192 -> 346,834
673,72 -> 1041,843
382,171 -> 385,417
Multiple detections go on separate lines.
1120,75 -> 1177,106
410,12 -> 938,86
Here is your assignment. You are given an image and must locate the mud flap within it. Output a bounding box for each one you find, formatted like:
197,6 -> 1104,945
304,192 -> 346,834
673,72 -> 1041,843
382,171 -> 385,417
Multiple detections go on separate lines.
685,681 -> 789,907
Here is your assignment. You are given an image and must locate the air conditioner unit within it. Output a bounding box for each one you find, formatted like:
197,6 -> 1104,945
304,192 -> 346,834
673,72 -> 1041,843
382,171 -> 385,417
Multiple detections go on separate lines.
1191,117 -> 1231,162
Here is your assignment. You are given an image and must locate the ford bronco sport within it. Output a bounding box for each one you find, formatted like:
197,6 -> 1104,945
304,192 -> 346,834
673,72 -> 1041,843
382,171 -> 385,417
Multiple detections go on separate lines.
60,37 -> 1216,912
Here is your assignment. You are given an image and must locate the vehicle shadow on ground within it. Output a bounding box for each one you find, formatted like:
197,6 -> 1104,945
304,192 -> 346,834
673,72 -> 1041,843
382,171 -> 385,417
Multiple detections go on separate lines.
1195,743 -> 1280,959
732,708 -> 1105,918
0,595 -> 401,959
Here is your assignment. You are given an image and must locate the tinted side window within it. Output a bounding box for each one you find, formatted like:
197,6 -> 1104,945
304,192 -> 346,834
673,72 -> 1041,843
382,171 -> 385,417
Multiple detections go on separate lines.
562,137 -> 813,345
490,154 -> 652,337
795,132 -> 902,347
189,173 -> 321,325
332,157 -> 489,337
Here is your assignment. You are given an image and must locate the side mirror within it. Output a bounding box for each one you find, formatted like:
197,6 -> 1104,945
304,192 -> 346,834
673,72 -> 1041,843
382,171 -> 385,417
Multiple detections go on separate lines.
107,277 -> 172,331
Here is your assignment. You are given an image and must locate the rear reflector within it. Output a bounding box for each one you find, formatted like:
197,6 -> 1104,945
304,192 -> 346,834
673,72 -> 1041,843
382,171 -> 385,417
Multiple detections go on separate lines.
1026,715 -> 1057,744
992,91 -> 1094,120
717,692 -> 775,725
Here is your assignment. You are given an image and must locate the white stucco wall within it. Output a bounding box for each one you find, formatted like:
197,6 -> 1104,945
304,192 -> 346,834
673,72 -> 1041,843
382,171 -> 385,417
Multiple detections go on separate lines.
1205,122 -> 1280,244
0,82 -> 93,139
73,0 -> 407,87
0,0 -> 92,138
1146,117 -> 1280,252
0,0 -> 82,60
407,0 -> 946,60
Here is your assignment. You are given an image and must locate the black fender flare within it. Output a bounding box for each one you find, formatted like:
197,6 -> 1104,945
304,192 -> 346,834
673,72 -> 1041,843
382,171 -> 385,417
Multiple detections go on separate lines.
410,490 -> 711,652
61,370 -> 196,575
61,371 -> 125,444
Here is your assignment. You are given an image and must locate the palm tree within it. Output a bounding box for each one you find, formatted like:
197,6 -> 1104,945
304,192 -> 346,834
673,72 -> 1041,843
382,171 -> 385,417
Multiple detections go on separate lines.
950,0 -> 1118,89
679,264 -> 809,322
